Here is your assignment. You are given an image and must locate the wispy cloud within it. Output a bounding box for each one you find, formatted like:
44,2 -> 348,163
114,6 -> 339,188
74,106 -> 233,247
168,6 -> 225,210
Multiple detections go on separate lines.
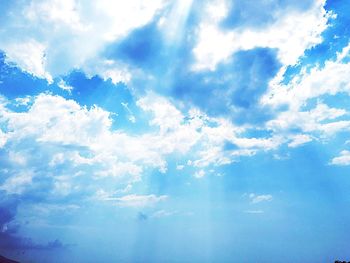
105,194 -> 168,208
330,150 -> 350,166
244,210 -> 264,214
248,193 -> 273,204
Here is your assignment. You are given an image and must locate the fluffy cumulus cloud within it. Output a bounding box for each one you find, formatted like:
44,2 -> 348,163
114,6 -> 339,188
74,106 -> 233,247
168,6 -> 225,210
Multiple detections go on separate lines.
0,0 -> 340,132
261,42 -> 350,146
0,0 -> 166,80
0,88 -> 320,207
0,91 -> 286,199
330,150 -> 350,166
193,0 -> 331,70
0,93 -> 155,197
263,43 -> 350,110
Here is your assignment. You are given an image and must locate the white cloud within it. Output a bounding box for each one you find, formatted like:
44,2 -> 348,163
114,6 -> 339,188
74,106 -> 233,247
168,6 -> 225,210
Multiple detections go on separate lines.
53,176 -> 75,197
330,150 -> 350,166
263,42 -> 350,118
137,94 -> 186,134
25,0 -> 83,30
14,96 -> 33,107
188,1 -> 350,159
267,103 -> 349,137
3,40 -> 52,82
288,134 -> 313,148
0,0 -> 332,86
4,93 -> 112,146
232,136 -> 283,151
151,209 -> 176,218
193,170 -> 205,179
57,80 -> 73,93
8,151 -> 28,166
0,94 -> 146,196
0,93 -> 224,198
193,0 -> 330,70
249,193 -> 273,204
176,164 -> 185,170
117,184 -> 133,194
244,210 -> 264,214
94,162 -> 143,179
0,0 -> 166,80
1,91 -> 337,198
0,93 -> 231,197
112,194 -> 168,207
83,59 -> 132,84
136,94 -> 300,169
32,203 -> 80,215
0,171 -> 34,194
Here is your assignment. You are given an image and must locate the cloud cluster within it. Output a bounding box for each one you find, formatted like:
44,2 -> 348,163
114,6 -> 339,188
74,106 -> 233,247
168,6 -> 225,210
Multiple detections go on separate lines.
261,42 -> 350,153
193,0 -> 330,70
0,0 -> 166,80
0,89 -> 318,207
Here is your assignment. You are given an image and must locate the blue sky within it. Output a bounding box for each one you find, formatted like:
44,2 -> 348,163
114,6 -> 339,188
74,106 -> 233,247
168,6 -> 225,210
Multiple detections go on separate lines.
0,0 -> 350,262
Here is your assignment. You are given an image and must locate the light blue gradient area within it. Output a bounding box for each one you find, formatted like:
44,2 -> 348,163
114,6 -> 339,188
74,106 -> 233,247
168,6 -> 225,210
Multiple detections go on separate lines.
2,142 -> 350,262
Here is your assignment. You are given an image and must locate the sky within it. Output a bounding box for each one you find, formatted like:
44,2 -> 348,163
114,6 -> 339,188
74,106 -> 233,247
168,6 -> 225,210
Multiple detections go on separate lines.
0,0 -> 350,262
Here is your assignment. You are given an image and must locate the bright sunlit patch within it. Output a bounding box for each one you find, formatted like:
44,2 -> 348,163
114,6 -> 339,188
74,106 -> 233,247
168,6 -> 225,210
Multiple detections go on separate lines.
159,0 -> 194,44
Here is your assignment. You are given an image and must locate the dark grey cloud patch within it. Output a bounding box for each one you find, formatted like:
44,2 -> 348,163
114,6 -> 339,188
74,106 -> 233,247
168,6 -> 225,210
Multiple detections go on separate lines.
0,191 -> 66,251
137,212 -> 148,221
